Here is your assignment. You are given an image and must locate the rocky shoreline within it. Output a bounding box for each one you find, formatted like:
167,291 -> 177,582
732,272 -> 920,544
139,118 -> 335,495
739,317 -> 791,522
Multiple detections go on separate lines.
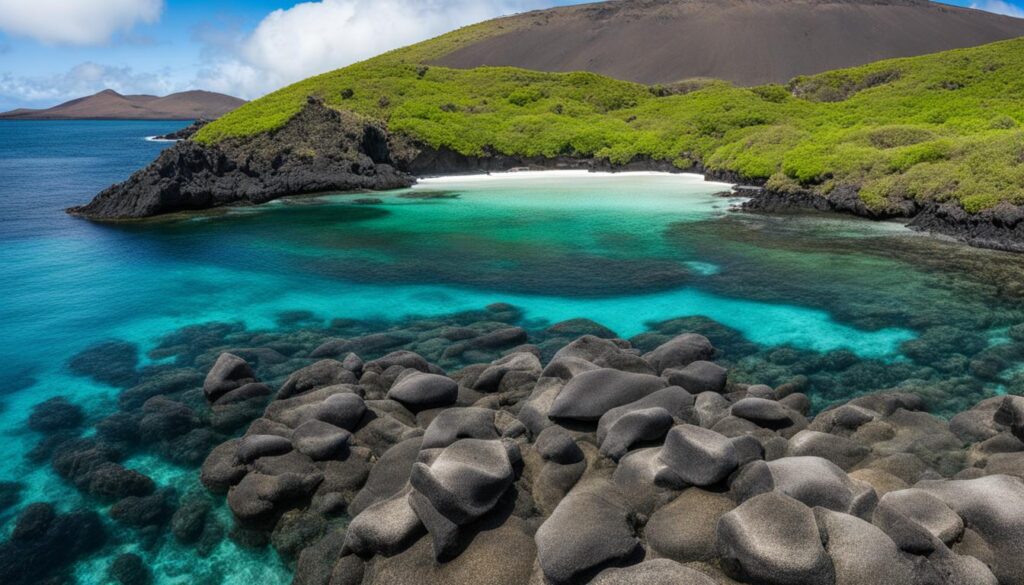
67,98 -> 1024,253
3,304 -> 1024,584
195,329 -> 1024,585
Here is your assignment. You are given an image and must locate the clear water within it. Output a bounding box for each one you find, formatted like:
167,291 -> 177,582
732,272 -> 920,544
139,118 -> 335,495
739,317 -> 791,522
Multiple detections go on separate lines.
3,120 -> 1024,583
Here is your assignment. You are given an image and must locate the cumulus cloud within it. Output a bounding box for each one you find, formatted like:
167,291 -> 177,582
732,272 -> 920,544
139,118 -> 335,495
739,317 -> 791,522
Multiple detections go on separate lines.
970,0 -> 1024,17
0,62 -> 181,107
0,0 -> 163,45
195,0 -> 550,99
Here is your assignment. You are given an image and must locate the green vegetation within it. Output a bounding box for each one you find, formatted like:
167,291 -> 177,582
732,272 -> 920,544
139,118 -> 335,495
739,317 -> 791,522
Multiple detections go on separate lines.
197,30 -> 1024,213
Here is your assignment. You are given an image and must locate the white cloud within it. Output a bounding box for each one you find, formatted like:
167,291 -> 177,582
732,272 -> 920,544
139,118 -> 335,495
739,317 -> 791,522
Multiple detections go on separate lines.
195,0 -> 550,99
0,0 -> 163,45
0,62 -> 182,108
970,0 -> 1024,17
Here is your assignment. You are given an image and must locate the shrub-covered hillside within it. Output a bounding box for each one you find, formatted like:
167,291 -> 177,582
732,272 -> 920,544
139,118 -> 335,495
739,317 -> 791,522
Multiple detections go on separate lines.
197,30 -> 1024,213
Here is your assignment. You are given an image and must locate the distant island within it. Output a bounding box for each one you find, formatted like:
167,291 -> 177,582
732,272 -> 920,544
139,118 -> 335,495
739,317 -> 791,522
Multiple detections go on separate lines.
0,89 -> 245,121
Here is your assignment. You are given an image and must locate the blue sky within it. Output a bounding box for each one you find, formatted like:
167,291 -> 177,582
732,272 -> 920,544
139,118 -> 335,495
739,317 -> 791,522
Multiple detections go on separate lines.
0,0 -> 1021,111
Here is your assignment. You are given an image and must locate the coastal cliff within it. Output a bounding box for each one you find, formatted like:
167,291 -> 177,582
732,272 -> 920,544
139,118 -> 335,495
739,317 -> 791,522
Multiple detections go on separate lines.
68,99 -> 413,219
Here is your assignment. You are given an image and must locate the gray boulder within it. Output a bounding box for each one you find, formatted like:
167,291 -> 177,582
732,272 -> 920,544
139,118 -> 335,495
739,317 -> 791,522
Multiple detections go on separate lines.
995,396 -> 1024,443
659,424 -> 739,486
236,434 -> 293,464
534,426 -> 584,464
343,490 -> 425,557
227,471 -> 323,523
548,368 -> 667,422
646,488 -> 735,563
664,361 -> 727,394
730,456 -> 877,519
292,420 -> 352,461
590,559 -> 718,585
599,407 -> 674,461
387,373 -> 458,412
409,439 -> 515,525
873,488 -> 964,554
731,397 -> 806,431
472,352 -> 541,392
786,430 -> 869,471
420,408 -> 498,450
918,475 -> 1024,584
534,480 -> 641,585
643,334 -> 715,374
717,492 -> 834,585
596,386 -> 695,445
540,356 -> 601,381
203,353 -> 256,403
814,507 -> 916,585
315,393 -> 367,431
348,437 -> 423,516
279,360 -> 357,399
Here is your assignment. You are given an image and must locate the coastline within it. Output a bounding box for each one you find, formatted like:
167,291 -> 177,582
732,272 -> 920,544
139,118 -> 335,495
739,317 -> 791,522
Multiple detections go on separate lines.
63,97 -> 1024,253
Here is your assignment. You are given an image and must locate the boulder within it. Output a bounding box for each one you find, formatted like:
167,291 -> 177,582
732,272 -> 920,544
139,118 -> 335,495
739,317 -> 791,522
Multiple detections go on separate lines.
918,475 -> 1024,584
731,397 -> 806,431
659,424 -> 739,486
279,360 -> 357,399
664,361 -> 728,394
995,396 -> 1024,443
645,488 -> 735,563
293,420 -> 352,461
540,356 -> 601,381
596,386 -> 695,445
534,480 -> 641,585
421,408 -> 498,449
643,334 -> 715,374
533,426 -> 584,464
730,456 -> 877,519
717,492 -> 834,585
343,490 -> 425,558
387,373 -> 458,412
227,471 -> 323,523
473,352 -> 542,392
409,439 -> 515,525
349,437 -> 423,516
785,430 -> 869,471
590,559 -> 718,585
237,434 -> 293,463
316,393 -> 367,431
814,508 -> 916,585
203,353 -> 256,403
873,488 -> 964,554
599,407 -> 674,461
548,368 -> 668,422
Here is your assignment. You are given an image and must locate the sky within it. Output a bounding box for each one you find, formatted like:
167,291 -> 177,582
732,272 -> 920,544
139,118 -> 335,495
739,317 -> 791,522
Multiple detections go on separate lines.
0,0 -> 1022,111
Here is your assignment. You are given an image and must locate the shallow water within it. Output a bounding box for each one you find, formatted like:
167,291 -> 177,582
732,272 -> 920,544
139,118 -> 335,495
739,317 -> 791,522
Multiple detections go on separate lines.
3,121 -> 1024,583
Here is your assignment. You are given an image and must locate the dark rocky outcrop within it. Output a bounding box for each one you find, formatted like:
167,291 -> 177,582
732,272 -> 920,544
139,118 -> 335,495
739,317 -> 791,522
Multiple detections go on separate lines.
68,99 -> 414,219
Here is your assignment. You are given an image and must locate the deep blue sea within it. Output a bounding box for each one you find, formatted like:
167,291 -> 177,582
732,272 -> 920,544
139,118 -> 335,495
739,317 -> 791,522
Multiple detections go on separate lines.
2,120 -> 1024,583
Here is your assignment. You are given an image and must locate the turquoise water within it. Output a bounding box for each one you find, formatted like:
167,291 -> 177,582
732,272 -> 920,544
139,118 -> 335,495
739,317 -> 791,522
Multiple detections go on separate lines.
3,121 -> 1024,583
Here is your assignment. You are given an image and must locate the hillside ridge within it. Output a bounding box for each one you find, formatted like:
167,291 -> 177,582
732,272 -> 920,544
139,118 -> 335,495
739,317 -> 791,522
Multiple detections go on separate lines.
0,89 -> 245,121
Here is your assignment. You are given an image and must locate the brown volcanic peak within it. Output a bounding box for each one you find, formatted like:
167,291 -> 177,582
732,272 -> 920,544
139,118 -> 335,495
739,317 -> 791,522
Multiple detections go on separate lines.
431,0 -> 1024,86
0,89 -> 246,120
